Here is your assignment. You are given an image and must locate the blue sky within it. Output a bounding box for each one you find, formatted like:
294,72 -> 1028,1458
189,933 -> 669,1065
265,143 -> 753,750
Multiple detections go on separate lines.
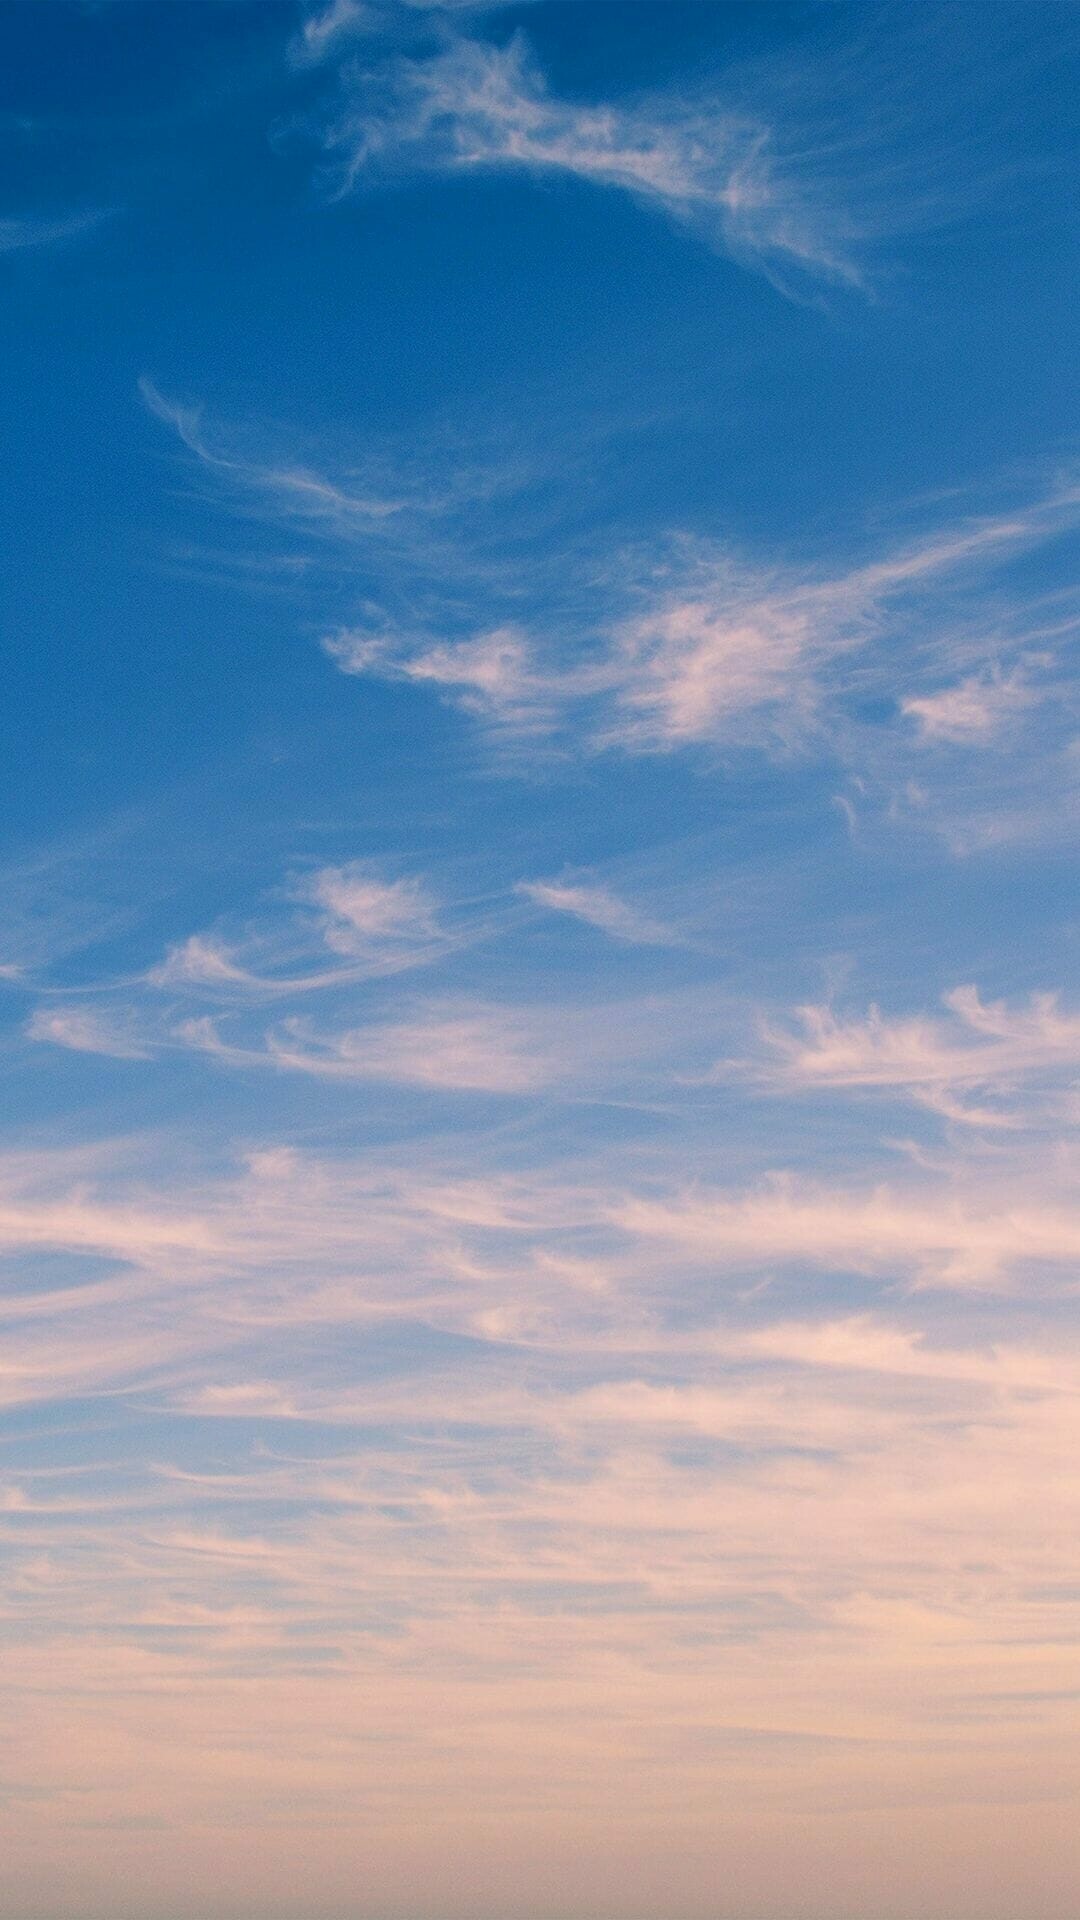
2,5 -> 1080,1916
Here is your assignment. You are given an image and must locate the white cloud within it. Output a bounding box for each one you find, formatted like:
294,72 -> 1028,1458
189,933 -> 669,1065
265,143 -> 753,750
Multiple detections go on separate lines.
752,985 -> 1080,1127
4,1121 -> 1080,1893
267,1007 -> 547,1091
0,210 -> 110,254
26,1006 -> 149,1061
292,0 -> 523,64
149,934 -> 263,991
148,866 -> 444,998
139,379 -> 406,531
172,1004 -> 550,1092
291,0 -> 377,66
326,491 -> 1076,759
603,569 -> 821,749
518,879 -> 673,946
144,376 -> 1078,784
325,623 -> 553,730
318,32 -> 863,291
901,668 -> 1038,743
305,863 -> 439,951
600,511 -> 1063,752
616,1176 -> 1080,1288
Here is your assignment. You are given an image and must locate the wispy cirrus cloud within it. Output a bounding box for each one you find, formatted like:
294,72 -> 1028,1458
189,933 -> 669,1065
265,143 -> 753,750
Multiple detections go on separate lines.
26,1006 -> 150,1061
313,31 -> 864,293
147,862 -> 448,996
10,3 -> 1080,1902
139,378 -> 409,532
143,379 -> 1080,794
593,500 -> 1077,754
265,1003 -> 547,1091
744,985 -> 1080,1129
324,622 -> 555,733
291,0 -> 378,65
1,1131 -> 1078,1334
617,1174 -> 1080,1290
326,485 -> 1080,768
517,878 -> 674,946
173,989 -> 681,1095
901,666 -> 1040,743
4,1117 -> 1080,1887
292,0 -> 527,66
149,933 -> 274,992
16,861 -> 454,1065
308,863 -> 439,950
0,208 -> 111,254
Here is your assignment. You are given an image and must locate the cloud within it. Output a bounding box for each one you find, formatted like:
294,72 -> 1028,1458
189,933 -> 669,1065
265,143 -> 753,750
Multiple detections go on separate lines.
1,1134 -> 1076,1358
9,9 -> 1080,1893
750,985 -> 1080,1127
267,1006 -> 549,1091
291,0 -> 377,66
149,934 -> 267,992
316,32 -> 864,292
901,668 -> 1039,743
166,980 -> 734,1100
26,1007 -> 149,1061
0,210 -> 110,254
518,879 -> 673,946
0,1181 -> 227,1273
304,862 -> 441,953
148,864 -> 446,997
3,1118 -> 1080,1898
602,566 -> 820,750
292,0 -> 526,64
172,1003 -> 551,1092
327,488 -> 1078,762
140,379 -> 406,532
599,509 -> 1064,752
324,622 -> 555,732
616,1175 -> 1080,1289
144,376 -> 1079,786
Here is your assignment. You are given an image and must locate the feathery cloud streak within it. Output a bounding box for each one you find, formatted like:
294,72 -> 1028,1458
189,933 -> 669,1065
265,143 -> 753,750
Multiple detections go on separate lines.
0,209 -> 111,254
315,31 -> 865,292
327,486 -> 1080,766
517,879 -> 675,946
142,381 -> 1079,785
743,986 -> 1080,1128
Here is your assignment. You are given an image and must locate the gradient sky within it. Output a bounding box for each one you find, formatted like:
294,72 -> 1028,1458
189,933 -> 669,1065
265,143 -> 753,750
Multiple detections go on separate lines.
3,4 -> 1080,1917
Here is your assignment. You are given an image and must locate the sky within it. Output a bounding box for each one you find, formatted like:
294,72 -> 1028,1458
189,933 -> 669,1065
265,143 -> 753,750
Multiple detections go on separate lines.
2,3 -> 1079,1916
